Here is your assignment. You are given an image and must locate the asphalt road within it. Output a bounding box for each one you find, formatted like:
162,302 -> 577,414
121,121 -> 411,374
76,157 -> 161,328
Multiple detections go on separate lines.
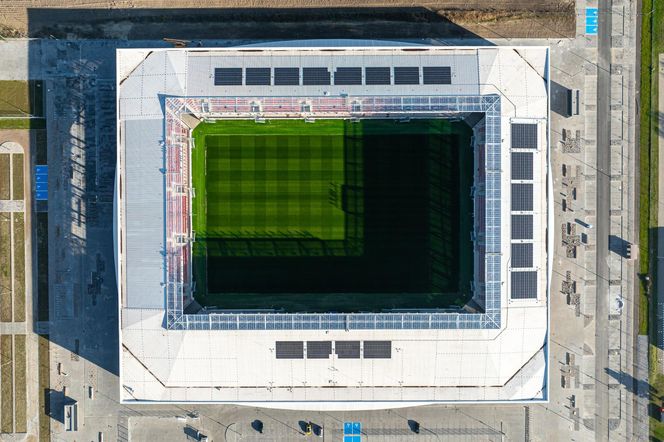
595,0 -> 612,439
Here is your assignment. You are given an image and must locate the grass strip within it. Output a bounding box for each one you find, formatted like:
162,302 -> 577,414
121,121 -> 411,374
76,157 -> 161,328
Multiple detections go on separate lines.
0,119 -> 45,130
37,335 -> 50,442
0,213 -> 11,323
13,335 -> 26,433
0,335 -> 13,433
12,213 -> 24,323
0,154 -> 9,200
11,154 -> 23,201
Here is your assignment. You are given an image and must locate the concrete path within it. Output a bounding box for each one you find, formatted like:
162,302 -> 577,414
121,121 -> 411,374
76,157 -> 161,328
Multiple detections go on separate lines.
594,0 -> 612,438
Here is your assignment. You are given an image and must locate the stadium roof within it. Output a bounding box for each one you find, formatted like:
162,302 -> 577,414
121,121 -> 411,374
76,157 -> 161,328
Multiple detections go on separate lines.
116,43 -> 550,407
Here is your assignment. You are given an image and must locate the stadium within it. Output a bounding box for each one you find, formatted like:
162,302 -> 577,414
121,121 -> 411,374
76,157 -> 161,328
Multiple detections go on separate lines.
115,41 -> 551,407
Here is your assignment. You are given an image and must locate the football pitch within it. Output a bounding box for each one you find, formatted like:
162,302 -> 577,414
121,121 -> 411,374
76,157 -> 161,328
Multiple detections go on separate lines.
191,119 -> 473,312
196,128 -> 346,241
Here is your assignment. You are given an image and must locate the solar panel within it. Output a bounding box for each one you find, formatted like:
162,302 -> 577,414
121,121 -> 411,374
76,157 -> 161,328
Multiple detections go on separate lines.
511,123 -> 538,149
511,215 -> 533,239
302,68 -> 331,85
363,341 -> 391,359
274,68 -> 300,86
306,341 -> 332,359
334,67 -> 362,85
245,68 -> 271,86
275,341 -> 304,359
422,66 -> 452,84
512,183 -> 533,211
214,68 -> 242,86
511,271 -> 538,299
511,152 -> 534,180
365,67 -> 391,85
511,243 -> 534,268
335,341 -> 360,359
393,67 -> 420,85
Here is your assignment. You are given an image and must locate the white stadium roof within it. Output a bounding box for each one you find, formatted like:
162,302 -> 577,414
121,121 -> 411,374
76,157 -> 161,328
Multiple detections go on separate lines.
116,42 -> 550,408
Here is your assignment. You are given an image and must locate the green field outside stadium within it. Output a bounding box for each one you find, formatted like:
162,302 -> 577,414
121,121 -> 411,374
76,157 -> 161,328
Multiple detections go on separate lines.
191,119 -> 474,312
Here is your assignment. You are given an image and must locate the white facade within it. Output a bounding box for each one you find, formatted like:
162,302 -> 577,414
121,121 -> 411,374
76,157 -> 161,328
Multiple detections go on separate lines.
116,43 -> 550,408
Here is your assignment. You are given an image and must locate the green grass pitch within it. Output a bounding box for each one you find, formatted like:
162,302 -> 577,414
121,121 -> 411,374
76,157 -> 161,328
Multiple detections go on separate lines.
190,119 -> 474,311
192,120 -> 350,242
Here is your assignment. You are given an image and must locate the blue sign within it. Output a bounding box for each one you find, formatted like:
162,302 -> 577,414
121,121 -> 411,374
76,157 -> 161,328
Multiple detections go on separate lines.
343,421 -> 361,436
585,8 -> 598,35
35,164 -> 48,201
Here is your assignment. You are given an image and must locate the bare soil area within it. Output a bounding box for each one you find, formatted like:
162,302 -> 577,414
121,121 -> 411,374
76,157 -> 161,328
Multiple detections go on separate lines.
1,0 -> 575,39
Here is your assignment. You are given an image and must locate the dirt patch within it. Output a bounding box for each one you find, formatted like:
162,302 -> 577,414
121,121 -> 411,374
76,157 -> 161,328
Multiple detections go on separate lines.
12,154 -> 24,201
0,335 -> 13,433
13,213 -> 25,323
8,1 -> 575,39
0,214 -> 11,323
13,335 -> 26,434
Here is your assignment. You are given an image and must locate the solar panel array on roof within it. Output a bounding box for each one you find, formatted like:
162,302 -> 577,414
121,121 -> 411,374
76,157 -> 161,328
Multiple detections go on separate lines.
365,67 -> 391,85
512,215 -> 533,239
214,68 -> 242,86
335,341 -> 361,359
393,67 -> 420,85
512,183 -> 533,211
275,341 -> 304,359
274,67 -> 300,86
423,66 -> 452,84
511,271 -> 538,299
307,341 -> 332,359
511,243 -> 534,268
245,67 -> 271,86
302,67 -> 331,85
511,123 -> 538,149
334,67 -> 362,85
363,341 -> 392,359
511,152 -> 534,180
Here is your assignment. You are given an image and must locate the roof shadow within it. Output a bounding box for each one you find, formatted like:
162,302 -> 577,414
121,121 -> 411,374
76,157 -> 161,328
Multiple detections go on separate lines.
27,7 -> 491,42
26,7 -> 493,378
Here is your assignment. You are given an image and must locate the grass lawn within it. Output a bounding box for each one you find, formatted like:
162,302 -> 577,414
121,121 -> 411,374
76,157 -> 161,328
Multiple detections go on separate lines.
640,0 -> 664,336
202,133 -> 345,240
37,335 -> 50,442
0,81 -> 43,117
0,154 -> 9,200
191,119 -> 474,311
0,119 -> 45,130
14,335 -> 26,433
0,335 -> 12,433
12,213 -> 24,323
11,154 -> 23,201
0,214 -> 11,323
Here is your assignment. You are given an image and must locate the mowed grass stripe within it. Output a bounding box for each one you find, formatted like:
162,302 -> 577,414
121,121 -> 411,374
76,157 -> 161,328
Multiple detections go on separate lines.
13,213 -> 25,323
11,154 -> 23,201
0,335 -> 12,433
0,154 -> 9,200
38,335 -> 50,442
200,131 -> 345,241
0,214 -> 11,322
14,335 -> 25,433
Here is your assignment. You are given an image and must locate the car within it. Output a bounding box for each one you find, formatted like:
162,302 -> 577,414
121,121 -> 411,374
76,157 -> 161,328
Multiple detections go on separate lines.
304,422 -> 313,436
